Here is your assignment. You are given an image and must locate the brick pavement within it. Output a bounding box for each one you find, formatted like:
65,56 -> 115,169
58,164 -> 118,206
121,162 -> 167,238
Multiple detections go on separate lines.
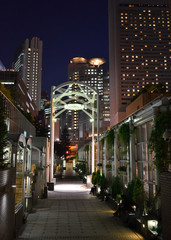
16,170 -> 144,240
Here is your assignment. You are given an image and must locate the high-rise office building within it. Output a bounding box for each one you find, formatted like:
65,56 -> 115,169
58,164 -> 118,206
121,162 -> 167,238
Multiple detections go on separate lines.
0,69 -> 38,118
13,37 -> 43,110
67,57 -> 110,143
108,0 -> 171,126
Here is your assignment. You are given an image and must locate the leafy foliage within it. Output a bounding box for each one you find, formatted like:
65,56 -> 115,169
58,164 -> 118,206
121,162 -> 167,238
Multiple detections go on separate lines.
118,123 -> 130,146
106,128 -> 114,148
100,137 -> 105,146
149,111 -> 171,174
125,180 -> 135,206
96,170 -> 101,184
76,162 -> 86,175
92,171 -> 97,185
105,129 -> 115,160
133,176 -> 144,213
75,152 -> 78,162
111,176 -> 122,199
84,144 -> 89,152
0,83 -> 13,103
106,163 -> 112,170
92,171 -> 108,193
99,173 -> 108,191
92,170 -> 101,185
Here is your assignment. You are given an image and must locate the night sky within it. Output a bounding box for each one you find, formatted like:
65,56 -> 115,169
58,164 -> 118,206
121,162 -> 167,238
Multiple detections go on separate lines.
0,0 -> 109,96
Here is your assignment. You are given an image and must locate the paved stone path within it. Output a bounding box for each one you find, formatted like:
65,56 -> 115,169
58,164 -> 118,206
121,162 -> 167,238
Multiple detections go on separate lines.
17,170 -> 144,240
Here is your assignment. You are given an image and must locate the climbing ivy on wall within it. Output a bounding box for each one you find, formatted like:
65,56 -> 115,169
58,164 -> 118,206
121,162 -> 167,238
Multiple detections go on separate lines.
106,128 -> 115,148
118,123 -> 130,147
149,111 -> 171,174
84,144 -> 89,152
106,128 -> 115,160
100,137 -> 105,146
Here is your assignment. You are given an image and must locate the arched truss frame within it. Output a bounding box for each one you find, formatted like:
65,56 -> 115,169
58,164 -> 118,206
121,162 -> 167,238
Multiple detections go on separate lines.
50,81 -> 99,181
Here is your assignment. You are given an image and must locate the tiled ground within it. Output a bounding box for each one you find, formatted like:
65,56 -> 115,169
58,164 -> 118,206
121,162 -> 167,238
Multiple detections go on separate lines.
17,171 -> 144,240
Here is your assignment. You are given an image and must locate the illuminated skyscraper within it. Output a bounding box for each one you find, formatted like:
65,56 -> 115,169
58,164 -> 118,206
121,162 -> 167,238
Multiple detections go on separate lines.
14,37 -> 43,110
108,0 -> 171,126
67,57 -> 110,142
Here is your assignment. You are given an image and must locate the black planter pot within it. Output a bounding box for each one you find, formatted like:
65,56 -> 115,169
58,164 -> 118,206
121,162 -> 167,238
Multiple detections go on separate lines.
47,182 -> 54,191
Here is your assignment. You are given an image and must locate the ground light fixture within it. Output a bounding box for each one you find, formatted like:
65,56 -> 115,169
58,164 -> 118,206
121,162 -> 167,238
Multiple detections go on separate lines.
147,220 -> 158,234
54,183 -> 90,192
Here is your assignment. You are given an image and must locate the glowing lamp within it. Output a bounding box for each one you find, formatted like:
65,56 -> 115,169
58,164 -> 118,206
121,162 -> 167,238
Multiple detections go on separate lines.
147,220 -> 158,233
89,58 -> 106,67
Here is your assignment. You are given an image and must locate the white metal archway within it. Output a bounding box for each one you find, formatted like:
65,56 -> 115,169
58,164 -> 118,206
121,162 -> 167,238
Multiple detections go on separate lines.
50,81 -> 99,181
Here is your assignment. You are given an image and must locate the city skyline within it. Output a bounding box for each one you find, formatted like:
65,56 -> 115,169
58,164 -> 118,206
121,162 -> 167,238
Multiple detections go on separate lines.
0,0 -> 108,95
0,1 -> 171,239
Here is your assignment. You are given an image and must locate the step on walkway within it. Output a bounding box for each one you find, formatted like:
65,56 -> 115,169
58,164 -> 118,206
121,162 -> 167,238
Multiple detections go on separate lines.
17,170 -> 144,240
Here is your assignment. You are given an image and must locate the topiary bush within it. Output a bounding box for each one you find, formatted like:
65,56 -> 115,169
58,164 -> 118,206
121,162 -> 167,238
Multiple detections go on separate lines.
96,170 -> 101,184
99,173 -> 108,192
125,180 -> 135,206
92,171 -> 97,185
111,176 -> 122,199
133,176 -> 144,214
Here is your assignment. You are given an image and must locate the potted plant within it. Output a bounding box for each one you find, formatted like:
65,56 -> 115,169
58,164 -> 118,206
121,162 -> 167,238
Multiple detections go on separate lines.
106,163 -> 112,170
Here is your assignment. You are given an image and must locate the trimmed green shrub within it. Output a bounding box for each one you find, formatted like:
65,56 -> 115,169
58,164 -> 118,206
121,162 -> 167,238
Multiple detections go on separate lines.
92,171 -> 97,185
133,176 -> 144,213
99,173 -> 108,191
125,180 -> 135,206
111,176 -> 122,199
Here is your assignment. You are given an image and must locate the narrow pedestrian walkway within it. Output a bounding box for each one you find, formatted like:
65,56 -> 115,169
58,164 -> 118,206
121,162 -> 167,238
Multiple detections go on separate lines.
17,170 -> 144,240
